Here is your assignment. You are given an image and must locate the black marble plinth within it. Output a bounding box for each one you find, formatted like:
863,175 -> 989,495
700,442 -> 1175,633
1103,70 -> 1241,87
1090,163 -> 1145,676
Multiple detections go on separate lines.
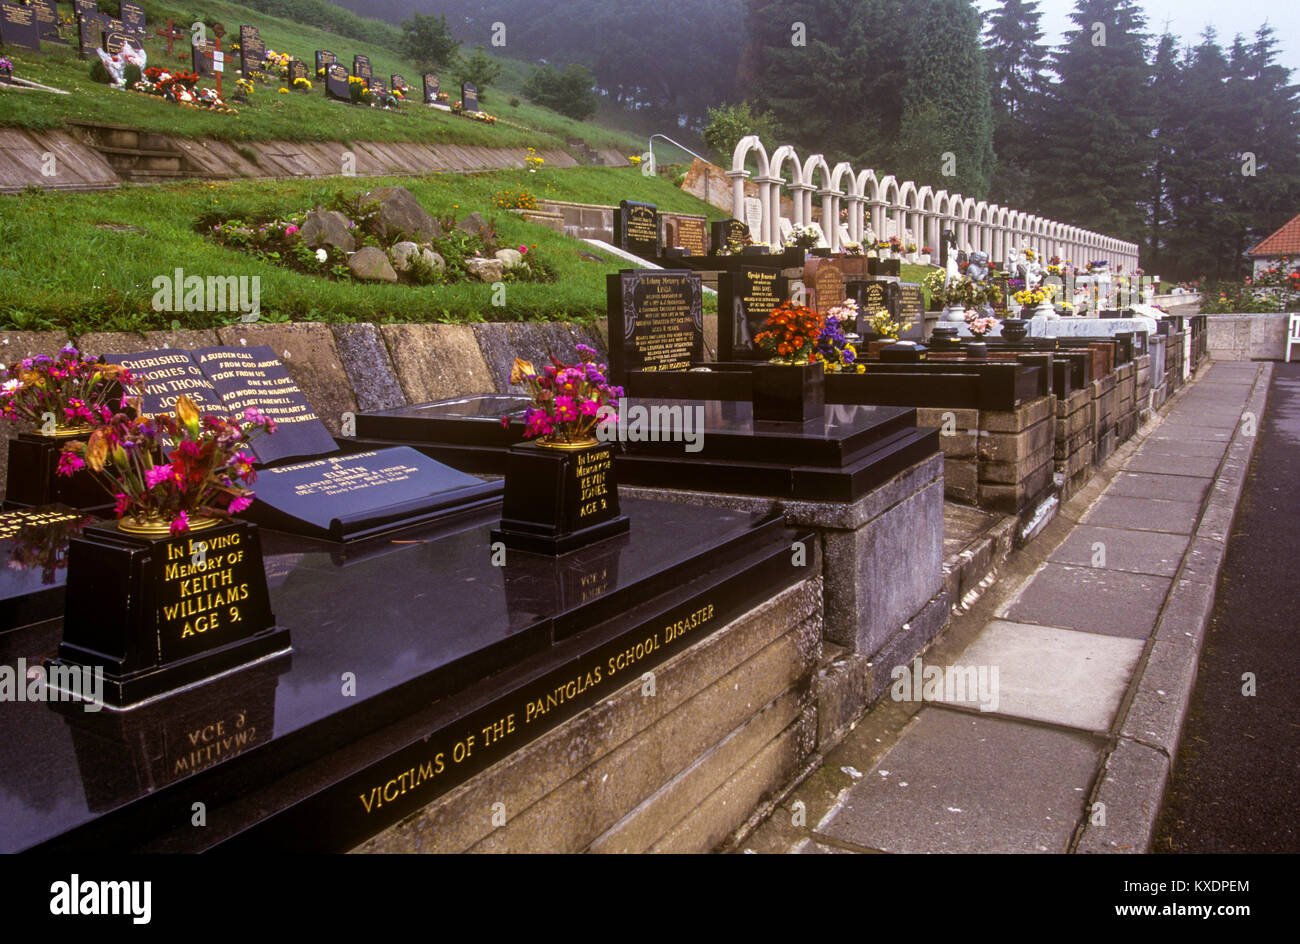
0,497 -> 808,853
751,362 -> 824,424
4,434 -> 112,511
51,519 -> 288,708
353,393 -> 941,502
492,441 -> 630,554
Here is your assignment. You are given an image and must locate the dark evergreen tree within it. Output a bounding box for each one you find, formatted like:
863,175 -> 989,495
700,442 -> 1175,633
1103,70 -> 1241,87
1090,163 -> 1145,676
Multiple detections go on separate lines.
983,0 -> 1048,206
1033,0 -> 1154,244
1141,32 -> 1180,273
894,0 -> 995,197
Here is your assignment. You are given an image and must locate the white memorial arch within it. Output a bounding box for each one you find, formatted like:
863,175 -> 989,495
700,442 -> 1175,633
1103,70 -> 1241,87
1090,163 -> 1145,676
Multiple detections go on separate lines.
728,137 -> 1140,272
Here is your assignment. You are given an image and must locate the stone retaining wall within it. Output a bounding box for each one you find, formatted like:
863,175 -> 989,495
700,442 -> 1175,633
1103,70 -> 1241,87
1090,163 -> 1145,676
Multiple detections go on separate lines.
354,576 -> 823,853
918,395 -> 1056,515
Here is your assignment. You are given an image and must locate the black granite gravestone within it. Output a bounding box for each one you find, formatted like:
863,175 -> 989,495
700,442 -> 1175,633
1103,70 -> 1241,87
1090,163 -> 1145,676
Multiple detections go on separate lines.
1,2 -> 41,50
120,1 -> 144,40
99,16 -> 127,55
108,347 -> 338,464
192,39 -> 214,77
422,71 -> 439,103
606,270 -> 705,382
369,77 -> 387,97
718,266 -> 787,361
75,7 -> 98,57
246,447 -> 498,542
287,59 -> 308,84
461,80 -> 477,112
239,24 -> 265,76
614,200 -> 659,258
31,0 -> 63,44
390,73 -> 405,93
352,53 -> 372,83
710,219 -> 749,254
325,62 -> 349,101
315,48 -> 335,74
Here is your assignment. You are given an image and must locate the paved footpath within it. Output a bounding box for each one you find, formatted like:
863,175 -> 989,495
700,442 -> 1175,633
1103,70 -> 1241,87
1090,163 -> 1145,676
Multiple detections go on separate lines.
740,360 -> 1271,854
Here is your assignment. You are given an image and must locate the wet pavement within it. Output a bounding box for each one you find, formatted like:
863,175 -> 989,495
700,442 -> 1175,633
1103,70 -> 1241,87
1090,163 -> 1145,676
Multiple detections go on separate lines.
1153,362 -> 1300,853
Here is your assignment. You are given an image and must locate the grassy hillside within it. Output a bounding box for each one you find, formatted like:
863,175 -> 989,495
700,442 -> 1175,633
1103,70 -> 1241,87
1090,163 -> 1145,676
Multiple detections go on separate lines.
0,167 -> 728,333
0,0 -> 648,153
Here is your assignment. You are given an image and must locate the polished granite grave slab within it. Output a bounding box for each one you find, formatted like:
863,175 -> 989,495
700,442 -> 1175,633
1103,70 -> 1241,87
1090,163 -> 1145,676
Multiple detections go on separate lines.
0,496 -> 807,853
354,396 -> 940,503
0,506 -> 89,629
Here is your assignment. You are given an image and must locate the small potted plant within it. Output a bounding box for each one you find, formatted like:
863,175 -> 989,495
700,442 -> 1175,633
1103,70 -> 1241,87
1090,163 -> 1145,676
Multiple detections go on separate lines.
814,310 -> 866,373
57,394 -> 275,535
493,345 -> 629,554
751,301 -> 826,422
507,345 -> 623,450
1,347 -> 137,507
0,57 -> 14,85
919,245 -> 933,265
963,309 -> 1000,357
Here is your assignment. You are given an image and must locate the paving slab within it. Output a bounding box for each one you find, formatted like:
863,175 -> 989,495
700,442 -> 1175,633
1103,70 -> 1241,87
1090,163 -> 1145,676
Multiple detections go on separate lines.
1149,426 -> 1232,443
1134,438 -> 1227,459
817,709 -> 1101,853
1122,452 -> 1224,478
1003,563 -> 1171,639
946,620 -> 1145,732
1083,494 -> 1201,534
1105,472 -> 1211,504
1048,524 -> 1189,577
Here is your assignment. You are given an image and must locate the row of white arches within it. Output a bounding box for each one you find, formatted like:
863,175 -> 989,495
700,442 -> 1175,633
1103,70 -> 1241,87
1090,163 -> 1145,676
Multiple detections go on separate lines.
728,135 -> 1140,273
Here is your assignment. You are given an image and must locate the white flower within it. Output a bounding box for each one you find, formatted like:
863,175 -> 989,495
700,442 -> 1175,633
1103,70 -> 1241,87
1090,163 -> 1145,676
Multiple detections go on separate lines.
2,379 -> 21,394
316,248 -> 328,263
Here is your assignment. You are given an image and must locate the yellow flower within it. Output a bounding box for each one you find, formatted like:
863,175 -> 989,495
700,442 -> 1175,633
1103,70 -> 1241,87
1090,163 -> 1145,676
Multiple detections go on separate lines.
278,87 -> 289,94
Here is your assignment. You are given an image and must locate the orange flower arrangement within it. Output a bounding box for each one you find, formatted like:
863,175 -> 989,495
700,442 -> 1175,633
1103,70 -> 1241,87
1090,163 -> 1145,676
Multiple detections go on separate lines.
753,300 -> 824,364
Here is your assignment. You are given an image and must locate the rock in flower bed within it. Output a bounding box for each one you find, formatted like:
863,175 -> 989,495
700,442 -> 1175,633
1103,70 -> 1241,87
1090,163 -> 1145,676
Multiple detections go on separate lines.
203,186 -> 554,286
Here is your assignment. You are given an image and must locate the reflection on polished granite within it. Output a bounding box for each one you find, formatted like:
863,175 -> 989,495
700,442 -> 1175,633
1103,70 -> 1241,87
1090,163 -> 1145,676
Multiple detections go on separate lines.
0,506 -> 91,629
0,496 -> 788,852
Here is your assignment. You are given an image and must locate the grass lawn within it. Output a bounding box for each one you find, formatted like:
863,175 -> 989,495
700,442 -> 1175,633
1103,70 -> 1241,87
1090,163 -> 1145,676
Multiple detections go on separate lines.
0,166 -> 728,334
0,0 -> 645,154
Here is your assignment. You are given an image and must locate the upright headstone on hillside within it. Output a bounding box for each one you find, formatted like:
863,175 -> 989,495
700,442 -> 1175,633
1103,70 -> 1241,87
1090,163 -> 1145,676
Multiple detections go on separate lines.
100,16 -> 128,55
287,58 -> 308,85
369,77 -> 387,98
239,24 -> 266,76
325,62 -> 350,101
352,53 -> 372,85
31,0 -> 64,44
0,2 -> 41,51
120,1 -> 145,41
390,73 -> 406,94
615,200 -> 660,259
461,81 -> 478,112
75,6 -> 99,58
315,48 -> 336,75
422,72 -> 440,103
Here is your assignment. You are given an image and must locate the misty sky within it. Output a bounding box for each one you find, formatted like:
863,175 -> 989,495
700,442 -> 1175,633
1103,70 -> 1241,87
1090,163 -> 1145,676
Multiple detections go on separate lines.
976,0 -> 1300,73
